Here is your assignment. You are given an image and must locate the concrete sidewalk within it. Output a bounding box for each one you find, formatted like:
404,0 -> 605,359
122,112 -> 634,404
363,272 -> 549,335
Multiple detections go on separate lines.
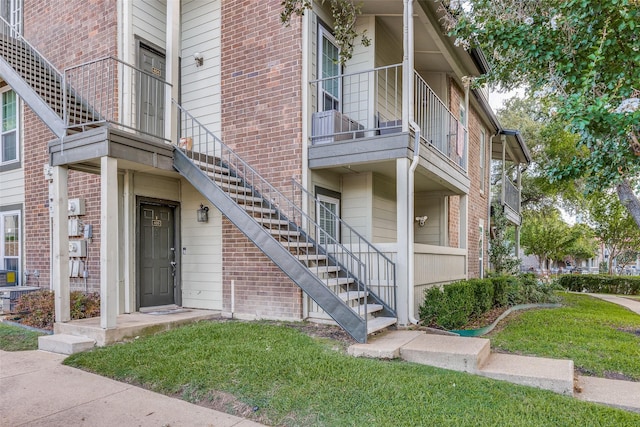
0,350 -> 264,427
586,293 -> 640,315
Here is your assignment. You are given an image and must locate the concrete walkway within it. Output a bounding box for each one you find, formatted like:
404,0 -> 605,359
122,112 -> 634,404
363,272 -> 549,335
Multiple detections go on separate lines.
0,350 -> 265,427
585,293 -> 640,315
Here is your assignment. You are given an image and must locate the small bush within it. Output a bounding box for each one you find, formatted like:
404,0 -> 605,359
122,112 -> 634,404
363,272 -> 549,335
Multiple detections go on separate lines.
490,276 -> 509,307
558,274 -> 640,295
13,290 -> 100,330
469,279 -> 494,315
419,274 -> 560,330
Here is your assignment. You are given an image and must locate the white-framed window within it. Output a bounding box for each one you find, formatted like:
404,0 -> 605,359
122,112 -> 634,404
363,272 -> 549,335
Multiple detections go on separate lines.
1,210 -> 20,283
480,128 -> 486,193
0,88 -> 18,166
318,25 -> 341,112
317,193 -> 340,245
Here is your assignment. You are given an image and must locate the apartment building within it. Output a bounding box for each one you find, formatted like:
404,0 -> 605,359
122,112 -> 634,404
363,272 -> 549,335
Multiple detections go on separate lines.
0,0 -> 529,343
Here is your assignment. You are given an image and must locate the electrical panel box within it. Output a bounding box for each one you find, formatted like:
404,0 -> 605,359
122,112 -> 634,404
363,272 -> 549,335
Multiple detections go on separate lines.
69,240 -> 87,257
68,219 -> 83,236
68,198 -> 86,216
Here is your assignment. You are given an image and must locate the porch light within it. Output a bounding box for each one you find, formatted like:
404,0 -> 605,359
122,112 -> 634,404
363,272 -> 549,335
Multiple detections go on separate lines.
194,52 -> 204,67
197,204 -> 209,223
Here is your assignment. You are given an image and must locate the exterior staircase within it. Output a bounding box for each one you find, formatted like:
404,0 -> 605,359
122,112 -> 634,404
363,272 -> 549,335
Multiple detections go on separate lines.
172,109 -> 398,342
0,16 -> 397,343
0,19 -> 99,139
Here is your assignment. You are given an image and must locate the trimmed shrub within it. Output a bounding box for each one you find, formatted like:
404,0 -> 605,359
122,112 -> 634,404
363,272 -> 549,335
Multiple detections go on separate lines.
490,276 -> 509,307
419,274 -> 561,330
469,279 -> 494,316
558,274 -> 640,295
12,290 -> 100,330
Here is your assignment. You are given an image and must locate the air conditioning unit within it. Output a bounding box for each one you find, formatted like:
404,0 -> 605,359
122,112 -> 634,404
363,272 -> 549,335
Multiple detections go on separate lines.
311,110 -> 364,144
0,270 -> 17,286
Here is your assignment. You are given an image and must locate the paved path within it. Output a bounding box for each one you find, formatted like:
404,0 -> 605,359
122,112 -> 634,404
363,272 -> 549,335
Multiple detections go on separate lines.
586,293 -> 640,315
0,350 -> 264,427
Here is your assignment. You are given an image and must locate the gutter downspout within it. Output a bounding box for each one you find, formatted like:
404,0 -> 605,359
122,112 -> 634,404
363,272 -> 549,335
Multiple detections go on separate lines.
405,0 -> 420,325
408,120 -> 420,325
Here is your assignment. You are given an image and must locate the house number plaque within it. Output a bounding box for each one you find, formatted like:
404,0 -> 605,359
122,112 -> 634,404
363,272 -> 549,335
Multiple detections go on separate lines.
152,219 -> 162,227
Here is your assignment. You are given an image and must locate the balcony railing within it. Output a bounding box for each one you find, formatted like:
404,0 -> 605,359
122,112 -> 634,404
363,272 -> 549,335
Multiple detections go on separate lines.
64,57 -> 170,141
414,72 -> 467,170
504,177 -> 520,215
309,64 -> 466,170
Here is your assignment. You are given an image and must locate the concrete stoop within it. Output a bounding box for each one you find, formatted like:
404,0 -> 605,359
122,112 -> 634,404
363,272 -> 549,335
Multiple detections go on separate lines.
478,353 -> 574,395
349,331 -> 574,396
38,334 -> 95,355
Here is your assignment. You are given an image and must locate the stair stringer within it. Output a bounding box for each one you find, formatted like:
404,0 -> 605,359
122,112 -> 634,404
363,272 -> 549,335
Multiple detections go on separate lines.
174,150 -> 368,343
0,57 -> 66,139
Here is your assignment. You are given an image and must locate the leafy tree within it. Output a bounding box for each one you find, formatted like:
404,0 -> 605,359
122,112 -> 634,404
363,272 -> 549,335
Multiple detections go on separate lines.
565,223 -> 598,266
443,0 -> 640,228
281,0 -> 369,64
520,208 -> 576,270
586,191 -> 640,274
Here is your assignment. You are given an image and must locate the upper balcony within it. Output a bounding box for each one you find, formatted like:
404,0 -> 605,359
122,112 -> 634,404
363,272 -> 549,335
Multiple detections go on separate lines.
491,130 -> 530,225
308,64 -> 469,194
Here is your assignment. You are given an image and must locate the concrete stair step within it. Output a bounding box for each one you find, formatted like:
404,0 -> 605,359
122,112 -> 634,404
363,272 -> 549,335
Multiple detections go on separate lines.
399,334 -> 491,373
478,353 -> 574,395
366,316 -> 397,335
295,254 -> 328,262
309,265 -> 341,275
337,290 -> 367,302
38,334 -> 95,355
353,303 -> 383,316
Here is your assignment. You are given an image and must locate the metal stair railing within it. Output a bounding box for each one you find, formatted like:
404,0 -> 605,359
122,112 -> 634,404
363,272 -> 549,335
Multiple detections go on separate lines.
174,101 -> 396,328
290,179 -> 396,315
0,15 -> 63,111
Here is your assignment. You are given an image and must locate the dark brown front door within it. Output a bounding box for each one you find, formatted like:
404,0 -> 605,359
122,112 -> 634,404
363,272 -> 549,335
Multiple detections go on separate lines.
139,203 -> 175,307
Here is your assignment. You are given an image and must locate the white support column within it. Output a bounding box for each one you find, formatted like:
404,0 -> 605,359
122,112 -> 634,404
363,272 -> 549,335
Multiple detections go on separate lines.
123,170 -> 134,313
459,194 -> 468,276
165,0 -> 180,142
52,166 -> 70,323
396,158 -> 410,325
101,157 -> 118,329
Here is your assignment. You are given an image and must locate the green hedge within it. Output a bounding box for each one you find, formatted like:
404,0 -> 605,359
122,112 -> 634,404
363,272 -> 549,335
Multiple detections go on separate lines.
419,275 -> 560,330
558,274 -> 640,295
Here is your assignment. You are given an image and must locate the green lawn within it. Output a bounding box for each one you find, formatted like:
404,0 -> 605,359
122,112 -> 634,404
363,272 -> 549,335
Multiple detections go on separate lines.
488,292 -> 640,380
64,319 -> 640,426
0,322 -> 43,351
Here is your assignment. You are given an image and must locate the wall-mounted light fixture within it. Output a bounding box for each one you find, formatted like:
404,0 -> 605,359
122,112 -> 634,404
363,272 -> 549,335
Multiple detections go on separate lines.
415,215 -> 428,227
194,52 -> 204,67
197,204 -> 209,223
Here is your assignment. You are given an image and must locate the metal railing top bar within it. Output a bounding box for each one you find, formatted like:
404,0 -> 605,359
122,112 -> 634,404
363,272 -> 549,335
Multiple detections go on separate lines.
310,63 -> 402,84
64,56 -> 174,85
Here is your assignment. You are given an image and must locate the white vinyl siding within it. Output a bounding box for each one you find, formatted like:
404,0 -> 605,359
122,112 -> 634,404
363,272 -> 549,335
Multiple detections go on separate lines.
372,174 -> 396,243
132,0 -> 166,50
181,0 -> 221,135
180,181 -> 222,310
341,173 -> 371,241
414,195 -> 445,246
0,168 -> 23,205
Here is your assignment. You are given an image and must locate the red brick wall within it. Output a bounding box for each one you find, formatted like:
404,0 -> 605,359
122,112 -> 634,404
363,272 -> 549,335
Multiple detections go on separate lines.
22,0 -> 117,291
221,0 -> 304,319
449,81 -> 490,278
